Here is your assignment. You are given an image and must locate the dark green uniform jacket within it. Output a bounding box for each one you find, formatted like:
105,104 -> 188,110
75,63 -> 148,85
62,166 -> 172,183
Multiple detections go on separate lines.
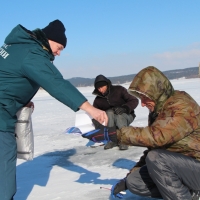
0,25 -> 87,132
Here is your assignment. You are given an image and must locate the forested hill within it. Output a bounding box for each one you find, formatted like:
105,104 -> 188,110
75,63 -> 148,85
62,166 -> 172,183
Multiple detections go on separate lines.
67,67 -> 199,87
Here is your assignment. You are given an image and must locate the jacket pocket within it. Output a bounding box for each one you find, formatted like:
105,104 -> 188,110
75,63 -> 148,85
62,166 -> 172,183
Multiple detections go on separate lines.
3,100 -> 19,117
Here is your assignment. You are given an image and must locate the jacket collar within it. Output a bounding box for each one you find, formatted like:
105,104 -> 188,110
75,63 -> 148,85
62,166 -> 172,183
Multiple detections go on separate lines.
32,28 -> 54,61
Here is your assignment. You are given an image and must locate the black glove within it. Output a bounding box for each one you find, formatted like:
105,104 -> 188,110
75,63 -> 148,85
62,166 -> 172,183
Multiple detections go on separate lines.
82,119 -> 117,143
111,178 -> 127,199
113,105 -> 129,115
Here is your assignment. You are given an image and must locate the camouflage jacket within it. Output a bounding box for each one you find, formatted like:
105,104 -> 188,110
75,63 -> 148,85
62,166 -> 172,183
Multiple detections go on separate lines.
117,66 -> 200,163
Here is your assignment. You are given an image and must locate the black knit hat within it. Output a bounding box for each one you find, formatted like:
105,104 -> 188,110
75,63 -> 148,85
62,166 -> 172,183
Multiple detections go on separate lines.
95,81 -> 108,89
42,19 -> 67,48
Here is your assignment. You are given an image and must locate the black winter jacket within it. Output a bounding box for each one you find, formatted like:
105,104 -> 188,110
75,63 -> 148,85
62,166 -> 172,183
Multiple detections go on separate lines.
92,75 -> 138,117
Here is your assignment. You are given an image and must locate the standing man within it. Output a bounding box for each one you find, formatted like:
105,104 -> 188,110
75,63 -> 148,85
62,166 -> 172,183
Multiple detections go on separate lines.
92,74 -> 138,150
83,66 -> 200,200
0,19 -> 107,200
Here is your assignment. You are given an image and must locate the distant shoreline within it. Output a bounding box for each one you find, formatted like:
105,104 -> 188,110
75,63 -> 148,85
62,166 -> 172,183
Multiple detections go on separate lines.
66,66 -> 199,87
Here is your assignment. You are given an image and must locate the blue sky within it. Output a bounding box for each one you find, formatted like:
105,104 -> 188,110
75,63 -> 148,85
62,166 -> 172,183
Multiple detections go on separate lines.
1,0 -> 200,79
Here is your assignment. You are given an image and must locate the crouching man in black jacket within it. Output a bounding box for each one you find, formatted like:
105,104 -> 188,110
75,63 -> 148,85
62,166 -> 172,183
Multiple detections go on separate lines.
92,74 -> 139,150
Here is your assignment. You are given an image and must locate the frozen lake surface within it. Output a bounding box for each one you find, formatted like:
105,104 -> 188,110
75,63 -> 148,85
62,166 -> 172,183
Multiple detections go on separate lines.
15,78 -> 200,200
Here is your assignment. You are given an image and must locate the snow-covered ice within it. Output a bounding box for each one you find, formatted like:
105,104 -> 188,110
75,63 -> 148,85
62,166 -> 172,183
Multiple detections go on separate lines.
14,78 -> 200,200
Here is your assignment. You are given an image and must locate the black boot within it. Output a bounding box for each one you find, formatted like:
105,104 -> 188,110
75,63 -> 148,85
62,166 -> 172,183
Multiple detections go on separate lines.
104,141 -> 117,150
192,191 -> 200,200
119,144 -> 128,150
